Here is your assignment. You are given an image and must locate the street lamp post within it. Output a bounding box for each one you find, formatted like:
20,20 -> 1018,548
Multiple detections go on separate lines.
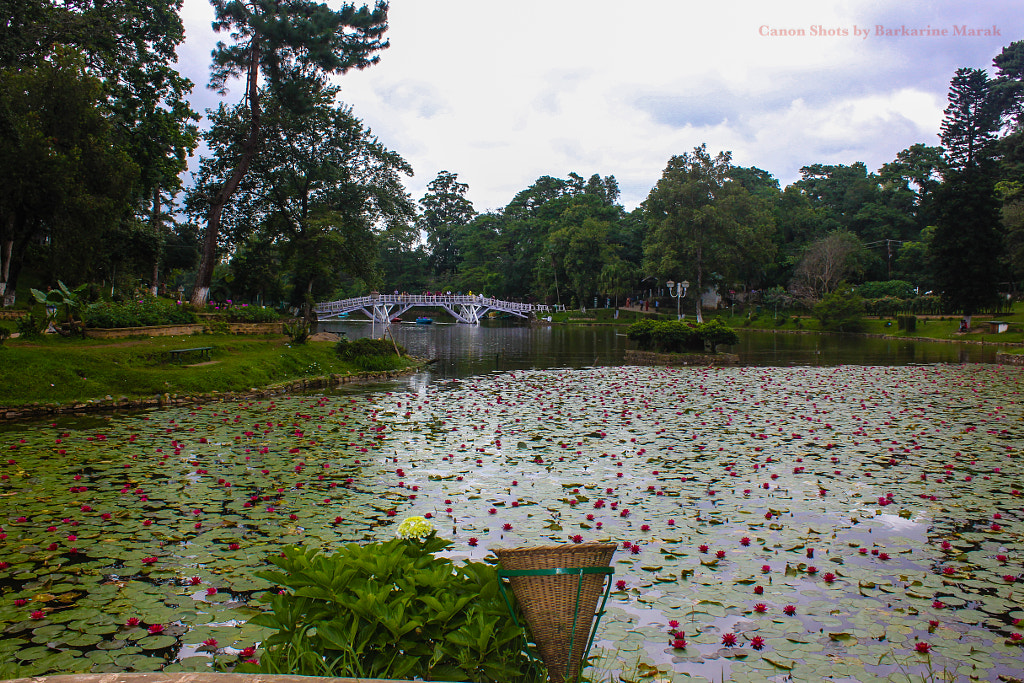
665,280 -> 689,321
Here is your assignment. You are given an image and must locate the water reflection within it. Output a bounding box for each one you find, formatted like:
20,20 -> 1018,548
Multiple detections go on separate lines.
320,320 -> 1004,381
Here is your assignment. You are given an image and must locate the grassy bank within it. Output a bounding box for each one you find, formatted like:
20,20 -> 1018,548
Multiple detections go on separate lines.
0,334 -> 419,408
547,304 -> 1024,345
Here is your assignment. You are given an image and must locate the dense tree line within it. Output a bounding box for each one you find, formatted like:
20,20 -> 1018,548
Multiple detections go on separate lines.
2,7 -> 1022,317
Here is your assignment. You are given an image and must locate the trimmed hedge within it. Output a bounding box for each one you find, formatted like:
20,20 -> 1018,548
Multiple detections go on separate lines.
626,319 -> 739,353
87,298 -> 198,328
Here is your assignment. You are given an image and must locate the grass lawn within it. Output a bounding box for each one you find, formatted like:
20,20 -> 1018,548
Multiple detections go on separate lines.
0,334 -> 418,408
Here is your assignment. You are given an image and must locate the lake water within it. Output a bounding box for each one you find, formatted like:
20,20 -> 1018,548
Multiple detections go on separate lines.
1,322 -> 1021,681
319,320 -> 1003,381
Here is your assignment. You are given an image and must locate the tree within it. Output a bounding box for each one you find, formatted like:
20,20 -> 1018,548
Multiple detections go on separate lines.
190,0 -> 390,305
191,84 -> 413,314
794,162 -> 876,231
995,180 -> 1024,284
642,145 -> 776,322
790,230 -> 868,303
598,255 -> 636,309
928,167 -> 1002,320
940,67 -> 1001,172
877,143 -> 945,232
545,216 -> 610,307
0,53 -> 138,301
418,171 -> 476,279
1,0 -> 198,300
991,40 -> 1024,133
453,212 -> 504,295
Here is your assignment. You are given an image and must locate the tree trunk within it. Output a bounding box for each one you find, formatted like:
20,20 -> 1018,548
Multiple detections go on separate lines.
150,188 -> 161,297
695,246 -> 704,323
191,40 -> 262,307
1,213 -> 13,305
0,238 -> 12,304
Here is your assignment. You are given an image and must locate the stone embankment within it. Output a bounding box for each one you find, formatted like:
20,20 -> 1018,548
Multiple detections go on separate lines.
85,322 -> 284,338
7,674 -> 405,683
624,349 -> 739,366
0,368 -> 418,422
996,351 -> 1024,366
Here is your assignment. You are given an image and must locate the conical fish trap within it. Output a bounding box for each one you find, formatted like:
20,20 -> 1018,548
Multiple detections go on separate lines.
495,543 -> 615,683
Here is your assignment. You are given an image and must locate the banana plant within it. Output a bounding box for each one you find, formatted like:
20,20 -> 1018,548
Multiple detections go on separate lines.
30,280 -> 89,336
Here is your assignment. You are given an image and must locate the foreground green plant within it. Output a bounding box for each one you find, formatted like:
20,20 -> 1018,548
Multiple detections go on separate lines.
239,522 -> 542,683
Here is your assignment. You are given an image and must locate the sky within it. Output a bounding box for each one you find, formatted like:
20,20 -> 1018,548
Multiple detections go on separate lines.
176,0 -> 1023,213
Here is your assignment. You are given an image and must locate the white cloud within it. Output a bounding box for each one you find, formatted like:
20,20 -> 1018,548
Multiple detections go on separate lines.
176,0 -> 1022,211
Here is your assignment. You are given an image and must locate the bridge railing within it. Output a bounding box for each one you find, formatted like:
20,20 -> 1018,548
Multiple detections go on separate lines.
315,295 -> 550,314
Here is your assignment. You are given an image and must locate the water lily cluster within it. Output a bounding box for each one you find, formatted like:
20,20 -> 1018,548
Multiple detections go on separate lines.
0,364 -> 1022,682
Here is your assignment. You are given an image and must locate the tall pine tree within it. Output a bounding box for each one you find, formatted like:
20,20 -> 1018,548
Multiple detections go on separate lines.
940,67 -> 1001,172
190,0 -> 390,305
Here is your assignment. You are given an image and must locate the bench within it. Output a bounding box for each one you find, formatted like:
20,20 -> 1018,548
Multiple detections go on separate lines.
168,347 -> 213,364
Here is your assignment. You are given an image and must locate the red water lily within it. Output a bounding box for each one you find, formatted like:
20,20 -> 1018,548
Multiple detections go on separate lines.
750,635 -> 765,650
721,632 -> 737,646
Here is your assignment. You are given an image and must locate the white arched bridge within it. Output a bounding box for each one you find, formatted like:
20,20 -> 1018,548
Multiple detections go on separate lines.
315,293 -> 551,324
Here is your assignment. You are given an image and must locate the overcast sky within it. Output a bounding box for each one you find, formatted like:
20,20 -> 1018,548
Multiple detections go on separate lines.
176,0 -> 1023,212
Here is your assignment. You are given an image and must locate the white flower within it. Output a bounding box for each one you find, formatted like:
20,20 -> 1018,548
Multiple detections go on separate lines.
395,515 -> 435,540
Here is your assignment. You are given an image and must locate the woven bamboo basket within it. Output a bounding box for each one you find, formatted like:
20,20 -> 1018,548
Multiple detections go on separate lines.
495,543 -> 616,683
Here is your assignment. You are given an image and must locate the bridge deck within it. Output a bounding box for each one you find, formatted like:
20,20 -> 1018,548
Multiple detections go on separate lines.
315,294 -> 550,324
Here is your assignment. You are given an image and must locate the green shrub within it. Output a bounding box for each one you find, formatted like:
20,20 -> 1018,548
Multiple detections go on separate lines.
283,319 -> 310,344
626,319 -> 738,353
87,298 -> 198,328
699,318 -> 741,348
857,280 -> 915,299
863,296 -> 904,318
335,336 -> 407,360
237,526 -> 542,683
897,315 -> 917,332
812,286 -> 866,332
15,312 -> 42,339
205,304 -> 280,323
0,324 -> 10,344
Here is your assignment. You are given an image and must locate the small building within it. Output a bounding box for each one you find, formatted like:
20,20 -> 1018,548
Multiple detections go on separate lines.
988,321 -> 1009,334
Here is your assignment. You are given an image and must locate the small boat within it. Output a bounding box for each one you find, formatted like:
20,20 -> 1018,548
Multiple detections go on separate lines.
390,317 -> 402,323
415,317 -> 433,325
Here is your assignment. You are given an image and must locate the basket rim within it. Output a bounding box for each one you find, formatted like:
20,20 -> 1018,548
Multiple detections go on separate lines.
493,542 -> 618,556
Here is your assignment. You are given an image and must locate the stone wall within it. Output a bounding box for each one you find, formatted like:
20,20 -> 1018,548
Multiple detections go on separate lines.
624,349 -> 739,366
85,324 -> 205,339
84,322 -> 283,339
226,322 -> 284,335
6,674 -> 414,683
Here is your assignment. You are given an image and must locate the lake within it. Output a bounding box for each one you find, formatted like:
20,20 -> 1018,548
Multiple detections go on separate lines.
0,323 -> 1020,682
